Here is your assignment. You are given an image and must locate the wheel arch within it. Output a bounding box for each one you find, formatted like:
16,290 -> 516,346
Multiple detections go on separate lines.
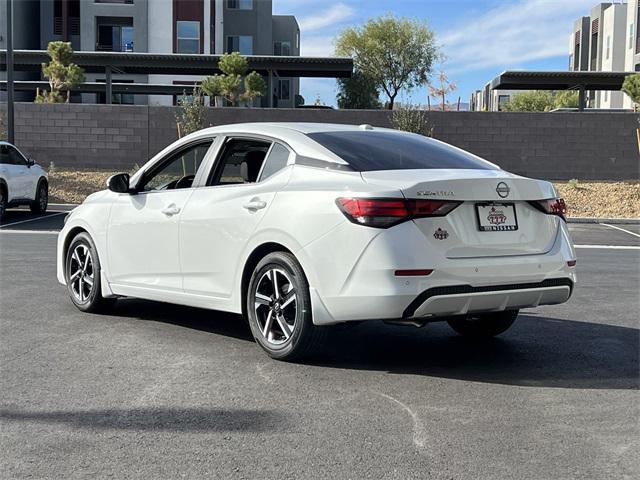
240,242 -> 294,319
0,178 -> 8,198
62,226 -> 89,277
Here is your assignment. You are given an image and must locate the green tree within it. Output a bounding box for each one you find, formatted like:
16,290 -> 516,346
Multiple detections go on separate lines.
36,41 -> 84,103
502,91 -> 555,112
336,15 -> 439,110
553,90 -> 579,109
201,52 -> 266,106
336,71 -> 382,109
622,73 -> 640,105
175,86 -> 206,137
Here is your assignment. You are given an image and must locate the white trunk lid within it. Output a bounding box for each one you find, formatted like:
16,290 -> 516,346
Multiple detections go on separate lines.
361,169 -> 560,258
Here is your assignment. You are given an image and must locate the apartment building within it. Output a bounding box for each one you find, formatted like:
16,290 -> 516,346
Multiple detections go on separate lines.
1,0 -> 301,107
569,1 -> 639,108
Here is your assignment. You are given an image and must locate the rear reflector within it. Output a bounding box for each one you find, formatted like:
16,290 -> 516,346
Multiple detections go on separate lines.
336,197 -> 461,228
529,198 -> 568,220
567,260 -> 577,267
395,269 -> 434,277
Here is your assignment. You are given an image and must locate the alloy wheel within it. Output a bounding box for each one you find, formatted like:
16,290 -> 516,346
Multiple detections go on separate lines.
254,268 -> 297,345
39,184 -> 48,210
69,244 -> 95,302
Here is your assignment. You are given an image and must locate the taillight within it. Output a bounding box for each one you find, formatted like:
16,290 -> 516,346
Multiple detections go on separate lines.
529,198 -> 567,221
336,197 -> 461,228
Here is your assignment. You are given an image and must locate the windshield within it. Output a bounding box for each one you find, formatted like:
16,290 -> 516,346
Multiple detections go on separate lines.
307,130 -> 497,172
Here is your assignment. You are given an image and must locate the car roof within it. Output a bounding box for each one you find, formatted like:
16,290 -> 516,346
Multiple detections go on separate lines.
178,122 -> 402,166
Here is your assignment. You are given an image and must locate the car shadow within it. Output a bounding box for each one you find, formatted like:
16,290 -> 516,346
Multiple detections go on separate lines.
109,298 -> 254,342
0,407 -> 285,433
314,315 -> 640,390
103,299 -> 639,391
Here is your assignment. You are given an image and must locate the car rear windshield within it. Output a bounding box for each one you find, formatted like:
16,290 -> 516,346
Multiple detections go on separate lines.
307,131 -> 497,171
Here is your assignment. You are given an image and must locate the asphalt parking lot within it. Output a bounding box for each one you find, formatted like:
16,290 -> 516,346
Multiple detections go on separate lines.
1,208 -> 638,479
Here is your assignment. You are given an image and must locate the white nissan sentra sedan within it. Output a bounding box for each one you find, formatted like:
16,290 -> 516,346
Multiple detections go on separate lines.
57,123 -> 576,360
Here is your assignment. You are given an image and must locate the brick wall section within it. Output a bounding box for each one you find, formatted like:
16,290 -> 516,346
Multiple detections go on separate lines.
8,103 -> 640,180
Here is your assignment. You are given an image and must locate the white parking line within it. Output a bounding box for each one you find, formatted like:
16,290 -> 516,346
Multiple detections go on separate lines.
0,229 -> 59,235
0,212 -> 66,229
600,223 -> 640,239
575,244 -> 640,250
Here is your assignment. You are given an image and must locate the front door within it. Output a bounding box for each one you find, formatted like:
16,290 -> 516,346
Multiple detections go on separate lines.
107,140 -> 214,293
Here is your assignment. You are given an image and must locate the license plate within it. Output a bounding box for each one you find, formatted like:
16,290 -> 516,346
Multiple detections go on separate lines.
475,203 -> 518,231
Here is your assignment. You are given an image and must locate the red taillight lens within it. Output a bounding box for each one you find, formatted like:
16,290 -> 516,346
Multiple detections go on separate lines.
336,198 -> 461,228
529,198 -> 567,221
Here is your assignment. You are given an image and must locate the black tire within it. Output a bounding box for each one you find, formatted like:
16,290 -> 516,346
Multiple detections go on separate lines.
65,232 -> 115,313
0,185 -> 6,221
447,310 -> 519,338
246,252 -> 327,361
30,179 -> 48,214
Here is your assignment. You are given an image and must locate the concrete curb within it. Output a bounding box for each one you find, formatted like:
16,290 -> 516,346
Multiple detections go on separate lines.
568,217 -> 640,224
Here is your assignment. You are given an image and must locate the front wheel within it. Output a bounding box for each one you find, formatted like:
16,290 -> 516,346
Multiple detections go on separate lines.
447,310 -> 519,338
246,252 -> 326,361
30,180 -> 48,214
65,232 -> 115,313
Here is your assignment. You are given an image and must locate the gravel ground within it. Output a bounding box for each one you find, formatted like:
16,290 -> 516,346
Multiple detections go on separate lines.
48,169 -> 639,219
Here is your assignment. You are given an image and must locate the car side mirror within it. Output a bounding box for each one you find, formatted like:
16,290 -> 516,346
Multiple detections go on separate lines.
26,158 -> 35,167
107,173 -> 132,194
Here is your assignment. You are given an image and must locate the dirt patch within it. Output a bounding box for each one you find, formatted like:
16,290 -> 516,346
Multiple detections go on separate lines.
555,181 -> 639,219
48,169 -> 639,219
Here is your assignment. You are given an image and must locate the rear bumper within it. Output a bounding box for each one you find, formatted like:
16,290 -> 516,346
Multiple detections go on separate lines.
403,278 -> 573,318
302,216 -> 576,325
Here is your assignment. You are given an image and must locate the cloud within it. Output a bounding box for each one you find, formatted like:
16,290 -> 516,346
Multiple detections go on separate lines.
298,3 -> 356,32
438,0 -> 597,74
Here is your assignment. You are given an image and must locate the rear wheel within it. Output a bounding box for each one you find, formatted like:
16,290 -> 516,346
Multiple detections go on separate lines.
246,252 -> 326,361
447,310 -> 518,338
65,232 -> 115,313
30,180 -> 48,214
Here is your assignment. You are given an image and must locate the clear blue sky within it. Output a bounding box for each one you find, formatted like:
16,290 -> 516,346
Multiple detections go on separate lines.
273,0 -> 597,107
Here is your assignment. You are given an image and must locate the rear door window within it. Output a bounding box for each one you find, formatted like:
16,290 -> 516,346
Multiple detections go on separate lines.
259,143 -> 291,181
307,131 -> 497,171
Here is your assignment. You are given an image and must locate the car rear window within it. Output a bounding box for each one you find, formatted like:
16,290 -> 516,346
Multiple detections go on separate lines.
307,131 -> 497,171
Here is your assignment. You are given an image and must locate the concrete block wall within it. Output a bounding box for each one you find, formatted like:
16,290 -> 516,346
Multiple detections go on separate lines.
9,103 -> 640,180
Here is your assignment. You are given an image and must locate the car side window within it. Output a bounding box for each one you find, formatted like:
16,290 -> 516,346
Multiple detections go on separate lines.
208,138 -> 272,186
140,140 -> 213,192
0,146 -> 10,165
8,147 -> 27,166
0,145 -> 26,166
259,143 -> 290,181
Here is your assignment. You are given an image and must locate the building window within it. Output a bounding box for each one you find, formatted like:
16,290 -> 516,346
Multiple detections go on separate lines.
630,23 -> 634,49
296,31 -> 300,49
497,95 -> 510,111
606,35 -> 610,60
227,0 -> 252,9
273,41 -> 291,56
604,91 -> 608,102
97,18 -> 134,52
276,79 -> 290,100
226,35 -> 252,54
176,21 -> 200,54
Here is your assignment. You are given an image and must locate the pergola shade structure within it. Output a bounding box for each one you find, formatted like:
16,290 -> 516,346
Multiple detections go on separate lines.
489,71 -> 637,111
1,50 -> 353,105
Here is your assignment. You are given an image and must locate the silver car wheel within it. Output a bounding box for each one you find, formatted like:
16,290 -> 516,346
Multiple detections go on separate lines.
254,268 -> 297,345
69,244 -> 95,302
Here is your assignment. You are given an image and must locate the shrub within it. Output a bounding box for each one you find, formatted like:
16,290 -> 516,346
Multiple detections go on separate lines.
175,86 -> 206,137
391,104 -> 434,137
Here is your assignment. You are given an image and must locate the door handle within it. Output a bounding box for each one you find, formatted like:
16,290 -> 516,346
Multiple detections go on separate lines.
161,204 -> 181,216
243,200 -> 267,211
